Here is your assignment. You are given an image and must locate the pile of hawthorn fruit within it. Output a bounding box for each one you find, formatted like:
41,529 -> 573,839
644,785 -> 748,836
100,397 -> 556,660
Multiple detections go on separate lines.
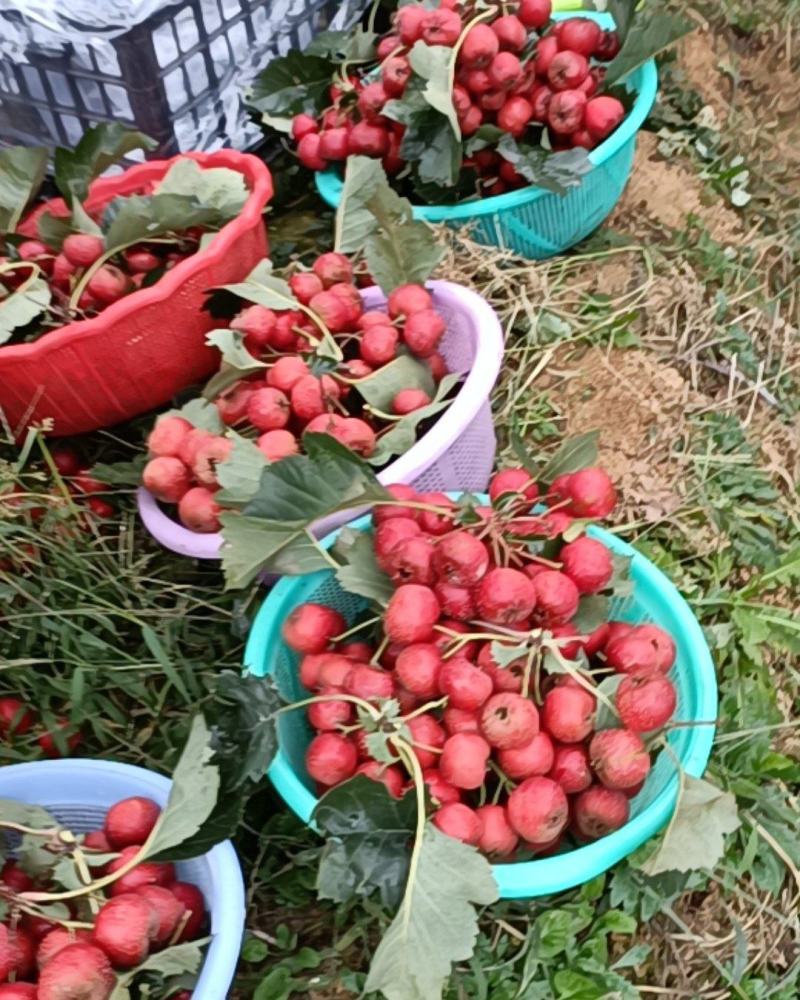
141,254 -> 452,534
283,465 -> 679,856
293,0 -> 626,194
0,796 -> 204,999
0,697 -> 80,760
1,227 -> 203,332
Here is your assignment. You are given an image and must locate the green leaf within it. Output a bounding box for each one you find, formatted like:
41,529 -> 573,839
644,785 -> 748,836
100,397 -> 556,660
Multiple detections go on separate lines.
205,328 -> 266,373
401,107 -> 462,187
36,211 -> 76,250
155,160 -> 249,218
54,123 -> 156,206
0,275 -> 51,346
604,13 -> 694,87
355,354 -> 435,412
215,431 -> 268,507
334,156 -> 391,254
212,672 -> 283,789
144,716 -> 220,859
168,397 -> 224,433
0,146 -> 49,232
408,42 -> 460,138
366,372 -> 460,466
307,27 -> 377,61
539,431 -> 600,485
249,51 -> 335,119
314,775 -> 418,909
639,774 -> 740,876
364,824 -> 499,1000
0,801 -> 61,878
593,674 -> 623,731
489,641 -> 529,669
333,527 -> 394,605
219,259 -> 301,312
87,457 -> 145,487
220,514 -> 330,589
572,595 -> 611,634
607,1 -> 637,47
111,940 -> 205,996
464,124 -> 504,154
363,189 -> 443,294
102,193 -> 220,250
496,136 -> 592,195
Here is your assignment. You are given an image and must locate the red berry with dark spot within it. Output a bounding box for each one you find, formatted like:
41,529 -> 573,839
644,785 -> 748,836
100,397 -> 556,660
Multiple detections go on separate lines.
629,624 -> 676,672
475,804 -> 519,856
547,50 -> 589,91
590,728 -> 651,790
283,603 -> 345,654
476,567 -> 536,625
423,768 -> 461,805
177,487 -> 221,533
421,8 -> 462,46
616,668 -> 677,732
549,742 -> 592,793
559,536 -> 613,594
595,29 -> 621,61
530,570 -> 580,626
507,776 -> 568,844
541,685 -> 596,742
385,536 -> 436,586
480,692 -> 539,750
385,584 -> 441,644
548,89 -> 587,134
382,55 -> 412,96
573,785 -> 630,840
433,530 -> 490,586
488,51 -> 522,90
605,633 -> 660,674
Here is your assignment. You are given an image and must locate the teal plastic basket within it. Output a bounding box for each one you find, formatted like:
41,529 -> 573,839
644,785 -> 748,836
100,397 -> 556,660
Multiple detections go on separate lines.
244,499 -> 717,898
315,12 -> 658,260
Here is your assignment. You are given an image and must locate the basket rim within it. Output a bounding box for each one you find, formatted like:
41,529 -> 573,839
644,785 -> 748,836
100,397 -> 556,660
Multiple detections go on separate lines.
315,10 -> 658,223
0,150 -> 273,364
137,279 -> 504,559
244,499 -> 718,898
0,757 -> 245,996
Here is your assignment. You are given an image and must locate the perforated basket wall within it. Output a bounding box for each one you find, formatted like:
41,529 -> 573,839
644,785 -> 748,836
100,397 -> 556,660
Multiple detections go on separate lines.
316,12 -> 659,261
0,0 -> 368,155
244,507 -> 717,898
137,280 -> 504,559
0,759 -> 245,998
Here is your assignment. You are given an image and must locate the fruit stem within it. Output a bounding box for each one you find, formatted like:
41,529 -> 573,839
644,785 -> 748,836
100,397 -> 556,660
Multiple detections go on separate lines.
521,645 -> 537,700
278,692 -> 382,721
71,845 -> 101,916
370,635 -> 390,666
388,734 -> 428,933
0,820 -> 58,837
67,236 -> 174,312
401,696 -> 448,722
331,615 -> 382,642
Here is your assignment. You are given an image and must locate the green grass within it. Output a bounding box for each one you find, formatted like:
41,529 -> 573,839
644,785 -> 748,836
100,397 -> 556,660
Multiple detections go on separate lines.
2,2 -> 799,996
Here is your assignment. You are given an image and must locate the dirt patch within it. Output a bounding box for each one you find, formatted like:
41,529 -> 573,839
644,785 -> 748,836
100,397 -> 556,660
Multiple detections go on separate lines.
677,32 -> 732,120
609,131 -> 743,244
542,346 -> 710,524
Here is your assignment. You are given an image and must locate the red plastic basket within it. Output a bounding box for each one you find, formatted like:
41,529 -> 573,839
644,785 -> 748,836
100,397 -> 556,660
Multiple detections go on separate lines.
1,150 -> 272,438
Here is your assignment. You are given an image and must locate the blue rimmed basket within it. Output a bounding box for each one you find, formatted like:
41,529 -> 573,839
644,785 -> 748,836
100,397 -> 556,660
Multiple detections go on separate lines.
316,12 -> 658,260
244,498 -> 717,899
0,760 -> 245,998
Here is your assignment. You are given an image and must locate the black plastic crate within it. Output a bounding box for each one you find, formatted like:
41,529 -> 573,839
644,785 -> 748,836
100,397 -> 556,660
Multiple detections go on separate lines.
0,0 -> 368,155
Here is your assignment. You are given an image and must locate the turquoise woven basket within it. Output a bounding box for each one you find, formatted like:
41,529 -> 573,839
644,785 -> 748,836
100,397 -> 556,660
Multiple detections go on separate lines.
244,499 -> 717,899
316,12 -> 658,259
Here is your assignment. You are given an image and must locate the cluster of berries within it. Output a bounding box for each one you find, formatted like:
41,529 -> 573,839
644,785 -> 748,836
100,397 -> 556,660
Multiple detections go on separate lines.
282,464 -> 679,858
0,230 -> 202,334
141,254 -> 450,535
0,697 -> 80,759
293,1 -> 626,196
0,797 -> 203,1000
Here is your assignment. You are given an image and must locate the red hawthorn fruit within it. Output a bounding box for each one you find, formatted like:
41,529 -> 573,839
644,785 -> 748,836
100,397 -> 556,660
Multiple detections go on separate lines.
489,467 -> 539,505
306,732 -> 357,785
564,466 -> 617,517
0,985 -> 38,998
530,84 -> 554,123
629,624 -> 676,672
177,487 -> 221,533
283,603 -> 344,654
547,50 -> 589,91
439,657 -> 493,711
466,68 -> 492,95
530,570 -> 580,626
616,668 -> 677,732
18,239 -> 53,273
395,5 -> 427,46
104,796 -> 161,849
377,33 -> 401,59
318,128 -> 350,161
345,664 -> 394,700
584,622 -> 611,657
292,113 -> 318,141
192,435 -> 233,487
492,15 -> 527,52
142,456 -> 191,504
497,731 -> 554,780
0,924 -> 35,980
594,29 -> 621,61
590,728 -> 651,790
584,95 -> 625,141
176,428 -> 214,468
605,633 -> 660,674
417,492 -> 456,535
518,0 -> 552,30
475,567 -> 536,625
406,714 -> 446,769
439,732 -> 491,789
373,482 -> 420,523
534,34 -> 559,77
92,894 -> 158,968
257,429 -> 298,462
541,684 -> 596,742
62,233 -> 104,268
476,804 -> 519,856
547,88 -> 587,134
451,84 -> 472,117
289,271 -> 324,305
573,785 -> 630,840
267,355 -> 310,393
423,768 -> 461,805
548,622 -> 582,660
384,584 -> 441,644
433,802 -> 483,844
434,581 -> 476,621
385,535 -> 436,586
480,692 -> 539,750
291,374 -> 340,423
374,517 -> 422,569
0,697 -> 34,736
1,860 -> 34,892
497,96 -> 533,137
433,530 -> 490,586
37,929 -> 92,970
559,536 -> 613,594
395,643 -> 442,697
357,82 -> 389,124
488,51 -> 522,90
392,388 -> 431,414
356,760 -> 405,798
421,8 -> 462,47
134,884 -> 185,948
169,881 -> 206,941
425,350 -> 448,382
361,324 -> 399,365
36,942 -> 115,1000
549,741 -> 592,793
50,445 -> 82,477
146,416 -> 192,458
442,706 -> 481,736
297,132 -> 328,171
82,830 -> 111,852
459,24 -> 499,69
338,641 -> 373,661
382,55 -> 412,97
308,688 -> 353,731
125,249 -> 160,274
387,283 -> 433,317
106,845 -> 174,896
403,308 -> 446,357
37,720 -> 80,758
459,104 -> 484,136
477,642 -> 525,693
556,18 -> 602,57
507,776 -> 568,844
316,653 -> 356,689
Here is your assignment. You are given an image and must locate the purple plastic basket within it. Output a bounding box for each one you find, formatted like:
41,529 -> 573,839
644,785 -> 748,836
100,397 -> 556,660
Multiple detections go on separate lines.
137,280 -> 504,559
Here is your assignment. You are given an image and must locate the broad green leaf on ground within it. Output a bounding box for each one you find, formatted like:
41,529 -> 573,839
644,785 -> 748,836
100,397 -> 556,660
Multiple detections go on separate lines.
110,940 -> 205,997
168,397 -> 224,434
102,194 -> 221,250
367,372 -> 461,466
401,108 -> 462,187
54,123 -> 156,206
0,145 -> 48,232
205,329 -> 266,373
0,276 -> 51,345
497,137 -> 592,195
605,12 -> 693,86
333,527 -> 394,605
593,675 -> 624,730
538,430 -> 600,485
354,354 -> 435,412
220,513 -> 329,589
156,160 -> 249,217
215,431 -> 268,507
572,595 -> 611,635
365,824 -> 499,1000
314,775 -> 418,910
144,715 -> 220,858
249,51 -> 335,119
639,774 -> 740,876
307,27 -> 377,61
211,672 -> 283,789
334,156 -> 392,254
408,42 -> 460,137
